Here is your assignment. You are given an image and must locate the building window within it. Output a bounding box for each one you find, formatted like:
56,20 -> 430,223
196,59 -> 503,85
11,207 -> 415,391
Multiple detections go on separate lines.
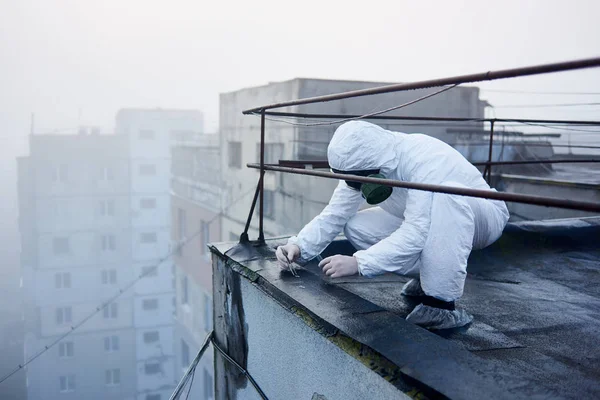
101,234 -> 117,251
139,164 -> 157,176
228,141 -> 242,168
263,189 -> 275,219
200,221 -> 209,255
256,143 -> 284,164
139,130 -> 156,139
297,139 -> 329,160
181,340 -> 190,368
142,298 -> 158,310
140,198 -> 156,209
56,307 -> 72,325
142,266 -> 157,277
104,335 -> 119,352
204,294 -> 212,331
144,362 -> 161,375
100,200 -> 115,217
59,375 -> 75,392
203,368 -> 213,400
53,164 -> 68,183
101,166 -> 115,181
53,237 -> 70,255
181,276 -> 189,305
55,272 -> 71,289
177,208 -> 187,240
101,269 -> 117,285
53,200 -> 68,219
143,331 -> 160,344
140,232 -> 157,244
146,395 -> 161,400
58,341 -> 74,358
105,369 -> 121,386
229,232 -> 239,241
103,303 -> 118,319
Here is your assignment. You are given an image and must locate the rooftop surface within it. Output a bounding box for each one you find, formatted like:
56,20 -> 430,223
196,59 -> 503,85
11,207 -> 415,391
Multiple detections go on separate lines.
497,164 -> 600,189
547,163 -> 600,184
211,216 -> 600,399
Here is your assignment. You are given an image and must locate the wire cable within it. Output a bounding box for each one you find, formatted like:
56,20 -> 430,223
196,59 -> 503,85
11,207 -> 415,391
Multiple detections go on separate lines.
0,187 -> 257,387
211,337 -> 268,400
516,122 -> 600,133
169,332 -> 269,400
170,331 -> 213,400
512,141 -> 554,174
184,367 -> 195,400
252,84 -> 459,127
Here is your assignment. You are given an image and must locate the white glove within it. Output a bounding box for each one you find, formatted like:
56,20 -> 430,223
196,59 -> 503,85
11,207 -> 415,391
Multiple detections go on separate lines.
318,255 -> 359,278
275,244 -> 300,271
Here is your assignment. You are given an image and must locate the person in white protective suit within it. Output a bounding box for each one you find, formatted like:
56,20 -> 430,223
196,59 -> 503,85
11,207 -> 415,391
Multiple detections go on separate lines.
276,121 -> 509,330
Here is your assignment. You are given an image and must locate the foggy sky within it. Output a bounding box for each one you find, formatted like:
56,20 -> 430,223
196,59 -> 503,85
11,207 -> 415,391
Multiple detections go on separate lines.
1,0 -> 599,145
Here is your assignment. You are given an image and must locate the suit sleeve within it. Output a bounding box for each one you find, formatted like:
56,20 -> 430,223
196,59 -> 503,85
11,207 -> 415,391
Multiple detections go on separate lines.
288,181 -> 364,262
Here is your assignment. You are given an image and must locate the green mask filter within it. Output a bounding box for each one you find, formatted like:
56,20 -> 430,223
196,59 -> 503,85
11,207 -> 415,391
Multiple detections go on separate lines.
361,173 -> 393,204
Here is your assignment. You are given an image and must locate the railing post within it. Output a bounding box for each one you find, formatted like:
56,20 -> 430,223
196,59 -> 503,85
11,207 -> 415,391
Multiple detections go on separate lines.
486,120 -> 495,183
240,175 -> 263,243
258,109 -> 266,244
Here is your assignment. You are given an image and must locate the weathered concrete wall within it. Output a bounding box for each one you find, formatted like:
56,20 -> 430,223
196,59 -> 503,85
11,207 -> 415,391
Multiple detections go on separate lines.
212,255 -> 409,400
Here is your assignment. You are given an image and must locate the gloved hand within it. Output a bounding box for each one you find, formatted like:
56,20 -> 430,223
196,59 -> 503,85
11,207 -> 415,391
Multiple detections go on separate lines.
275,244 -> 300,271
318,255 -> 358,278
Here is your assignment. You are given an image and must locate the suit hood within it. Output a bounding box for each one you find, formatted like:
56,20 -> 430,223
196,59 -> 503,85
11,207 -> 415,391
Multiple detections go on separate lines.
327,121 -> 401,172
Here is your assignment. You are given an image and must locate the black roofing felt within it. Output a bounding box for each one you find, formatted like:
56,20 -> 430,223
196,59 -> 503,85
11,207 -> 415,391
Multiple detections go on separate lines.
211,217 -> 600,400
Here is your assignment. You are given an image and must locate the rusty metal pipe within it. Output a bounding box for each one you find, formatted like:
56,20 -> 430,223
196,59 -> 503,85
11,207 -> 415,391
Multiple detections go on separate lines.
243,57 -> 600,113
486,121 -> 495,182
276,159 -> 600,169
259,111 -> 600,126
247,163 -> 600,212
473,159 -> 600,166
258,110 -> 266,243
241,175 -> 263,243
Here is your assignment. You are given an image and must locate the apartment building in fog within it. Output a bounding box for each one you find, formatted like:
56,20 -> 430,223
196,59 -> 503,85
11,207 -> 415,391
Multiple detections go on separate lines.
19,132 -> 138,400
18,108 -> 204,400
115,108 -> 204,400
170,132 -> 220,399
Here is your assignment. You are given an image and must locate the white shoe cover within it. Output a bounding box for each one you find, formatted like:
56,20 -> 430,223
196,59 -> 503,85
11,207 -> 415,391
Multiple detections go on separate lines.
406,304 -> 473,330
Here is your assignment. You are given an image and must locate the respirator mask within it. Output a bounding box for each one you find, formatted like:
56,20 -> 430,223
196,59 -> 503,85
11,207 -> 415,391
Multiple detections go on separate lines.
332,168 -> 393,205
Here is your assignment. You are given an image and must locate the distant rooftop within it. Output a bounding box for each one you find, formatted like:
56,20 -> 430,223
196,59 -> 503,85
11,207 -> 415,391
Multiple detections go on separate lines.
222,76 -> 482,96
116,107 -> 204,115
210,216 -> 600,399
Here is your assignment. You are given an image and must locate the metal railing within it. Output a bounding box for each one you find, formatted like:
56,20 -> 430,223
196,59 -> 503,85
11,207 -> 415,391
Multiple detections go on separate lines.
238,56 -> 600,243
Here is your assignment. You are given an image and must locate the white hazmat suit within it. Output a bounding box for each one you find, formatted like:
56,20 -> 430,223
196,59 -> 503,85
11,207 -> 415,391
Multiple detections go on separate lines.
285,121 -> 509,328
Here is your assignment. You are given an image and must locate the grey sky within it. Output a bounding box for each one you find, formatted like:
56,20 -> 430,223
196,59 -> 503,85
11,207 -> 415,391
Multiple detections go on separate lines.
1,0 -> 599,148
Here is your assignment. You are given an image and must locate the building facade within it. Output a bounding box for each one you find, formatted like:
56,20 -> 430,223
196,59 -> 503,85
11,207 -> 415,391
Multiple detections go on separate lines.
219,78 -> 487,242
170,132 -> 220,400
19,108 -> 204,400
115,108 -> 204,400
19,133 -> 137,400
